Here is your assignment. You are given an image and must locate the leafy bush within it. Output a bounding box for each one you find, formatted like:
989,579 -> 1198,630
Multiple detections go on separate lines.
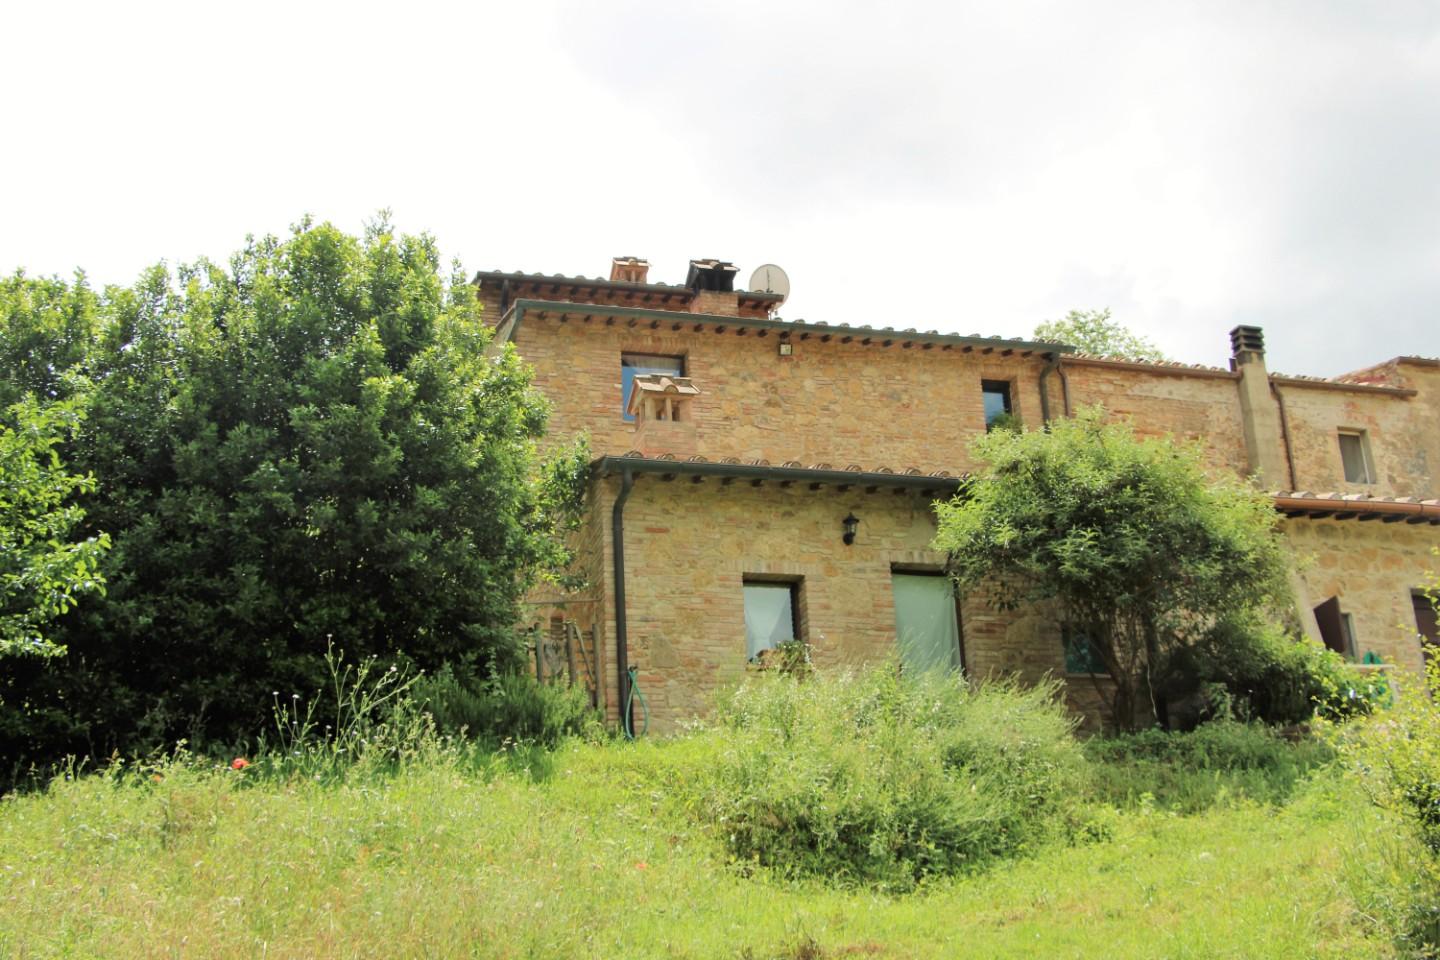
1169,618 -> 1388,726
412,663 -> 599,747
1084,720 -> 1334,812
1340,655 -> 1440,953
698,663 -> 1084,890
0,217 -> 588,772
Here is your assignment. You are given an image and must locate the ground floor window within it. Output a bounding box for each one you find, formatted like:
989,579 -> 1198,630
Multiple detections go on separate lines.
891,572 -> 962,673
744,580 -> 799,662
1062,625 -> 1107,675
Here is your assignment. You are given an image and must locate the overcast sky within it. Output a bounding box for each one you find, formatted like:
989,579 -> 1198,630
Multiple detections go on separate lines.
3,1 -> 1437,375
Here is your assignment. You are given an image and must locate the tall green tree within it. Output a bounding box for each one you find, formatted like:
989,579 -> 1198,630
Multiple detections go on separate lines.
1,216 -> 583,764
1033,308 -> 1166,360
0,399 -> 109,657
934,408 -> 1291,730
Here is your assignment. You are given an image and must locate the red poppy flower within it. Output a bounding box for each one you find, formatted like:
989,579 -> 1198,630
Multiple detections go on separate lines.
231,757 -> 250,770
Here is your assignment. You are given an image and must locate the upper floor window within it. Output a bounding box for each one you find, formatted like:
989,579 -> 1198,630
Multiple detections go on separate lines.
982,380 -> 1012,429
622,354 -> 684,421
1338,429 -> 1374,484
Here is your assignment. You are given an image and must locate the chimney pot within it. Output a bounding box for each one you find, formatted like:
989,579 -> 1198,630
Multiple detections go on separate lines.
686,259 -> 738,293
1230,325 -> 1265,360
610,256 -> 649,284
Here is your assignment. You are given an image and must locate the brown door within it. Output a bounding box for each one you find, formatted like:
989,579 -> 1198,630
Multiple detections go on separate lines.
1415,592 -> 1439,666
1314,597 -> 1349,657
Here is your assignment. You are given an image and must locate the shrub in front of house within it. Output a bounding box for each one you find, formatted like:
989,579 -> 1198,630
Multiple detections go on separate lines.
1167,618 -> 1388,726
1082,719 -> 1335,812
412,663 -> 601,748
697,663 -> 1084,890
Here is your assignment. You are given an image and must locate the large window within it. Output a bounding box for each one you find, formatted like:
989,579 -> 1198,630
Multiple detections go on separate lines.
981,380 -> 1012,429
1338,430 -> 1374,484
743,580 -> 799,662
892,573 -> 962,674
622,353 -> 684,421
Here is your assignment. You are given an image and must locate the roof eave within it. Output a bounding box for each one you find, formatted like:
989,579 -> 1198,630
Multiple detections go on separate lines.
592,455 -> 966,494
507,299 -> 1072,355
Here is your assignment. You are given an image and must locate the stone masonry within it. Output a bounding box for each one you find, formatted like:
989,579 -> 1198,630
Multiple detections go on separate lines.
487,258 -> 1440,730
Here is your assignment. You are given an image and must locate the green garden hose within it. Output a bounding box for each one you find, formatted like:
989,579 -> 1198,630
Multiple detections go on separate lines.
624,665 -> 650,739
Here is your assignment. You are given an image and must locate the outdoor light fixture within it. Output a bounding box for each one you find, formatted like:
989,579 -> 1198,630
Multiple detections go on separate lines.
778,340 -> 794,356
842,513 -> 859,545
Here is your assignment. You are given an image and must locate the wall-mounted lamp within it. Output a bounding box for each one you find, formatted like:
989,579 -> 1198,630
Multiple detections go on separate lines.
778,340 -> 794,357
842,513 -> 859,545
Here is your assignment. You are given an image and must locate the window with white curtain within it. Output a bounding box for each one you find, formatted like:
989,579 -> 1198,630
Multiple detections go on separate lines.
891,573 -> 962,674
743,580 -> 798,661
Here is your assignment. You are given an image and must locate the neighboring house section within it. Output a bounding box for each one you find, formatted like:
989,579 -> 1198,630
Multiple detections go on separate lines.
479,257 -> 1440,730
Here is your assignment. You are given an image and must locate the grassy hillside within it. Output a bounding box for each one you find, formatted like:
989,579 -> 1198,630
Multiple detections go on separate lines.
0,738 -> 1389,959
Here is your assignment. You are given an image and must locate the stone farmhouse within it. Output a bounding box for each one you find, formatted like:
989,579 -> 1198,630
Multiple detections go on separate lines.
477,257 -> 1440,731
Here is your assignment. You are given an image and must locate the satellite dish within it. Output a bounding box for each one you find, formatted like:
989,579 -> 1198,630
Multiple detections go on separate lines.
748,264 -> 790,303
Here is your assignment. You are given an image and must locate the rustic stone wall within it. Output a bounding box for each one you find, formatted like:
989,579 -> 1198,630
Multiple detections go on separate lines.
504,296 -> 1439,729
1284,516 -> 1439,673
511,314 -> 1050,473
1060,360 -> 1252,476
1276,379 -> 1438,499
602,474 -> 951,729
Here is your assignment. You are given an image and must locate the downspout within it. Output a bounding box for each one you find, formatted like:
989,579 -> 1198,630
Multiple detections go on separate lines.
1270,380 -> 1299,491
1056,357 -> 1071,416
1038,352 -> 1059,426
611,468 -> 636,736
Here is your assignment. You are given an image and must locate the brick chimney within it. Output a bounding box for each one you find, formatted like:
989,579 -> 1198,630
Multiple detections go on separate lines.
610,256 -> 649,284
1229,325 -> 1288,488
686,259 -> 740,316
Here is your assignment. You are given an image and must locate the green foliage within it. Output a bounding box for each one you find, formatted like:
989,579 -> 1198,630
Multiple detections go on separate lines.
1084,720 -> 1335,812
698,664 -> 1084,890
1170,618 -> 1387,726
935,407 -> 1293,729
412,663 -> 600,747
1033,307 -> 1167,360
1339,654 -> 1440,953
0,215 -> 583,771
0,398 -> 109,657
0,271 -> 99,407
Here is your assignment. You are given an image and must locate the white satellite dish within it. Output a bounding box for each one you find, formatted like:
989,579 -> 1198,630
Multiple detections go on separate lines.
748,264 -> 791,303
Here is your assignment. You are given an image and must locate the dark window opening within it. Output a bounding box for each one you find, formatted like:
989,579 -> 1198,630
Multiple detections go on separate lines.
982,380 -> 1013,429
1062,625 -> 1108,675
622,353 -> 684,421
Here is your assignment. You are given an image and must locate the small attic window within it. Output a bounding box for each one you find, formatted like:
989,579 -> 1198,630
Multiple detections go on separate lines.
1338,430 -> 1374,484
622,354 -> 683,421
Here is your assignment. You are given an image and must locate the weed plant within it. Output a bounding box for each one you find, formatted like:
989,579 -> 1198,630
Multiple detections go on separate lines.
1337,654 -> 1440,955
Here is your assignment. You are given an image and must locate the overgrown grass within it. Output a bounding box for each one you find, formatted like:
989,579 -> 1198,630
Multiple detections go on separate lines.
0,663 -> 1393,958
0,740 -> 1384,959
